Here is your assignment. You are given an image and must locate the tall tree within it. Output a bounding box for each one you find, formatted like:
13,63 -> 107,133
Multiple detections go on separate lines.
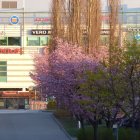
51,0 -> 102,54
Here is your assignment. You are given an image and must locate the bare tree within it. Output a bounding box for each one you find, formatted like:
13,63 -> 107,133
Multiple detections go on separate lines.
51,0 -> 65,50
85,0 -> 101,53
67,0 -> 82,45
51,0 -> 102,54
108,0 -> 120,49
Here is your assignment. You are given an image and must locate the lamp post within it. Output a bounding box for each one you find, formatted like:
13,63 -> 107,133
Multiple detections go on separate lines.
113,124 -> 118,140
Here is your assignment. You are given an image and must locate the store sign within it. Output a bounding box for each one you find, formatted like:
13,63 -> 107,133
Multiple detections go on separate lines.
31,30 -> 51,35
9,15 -> 19,25
83,29 -> 110,35
127,27 -> 140,32
0,48 -> 20,54
101,29 -> 110,35
34,17 -> 51,22
135,35 -> 140,40
34,17 -> 51,24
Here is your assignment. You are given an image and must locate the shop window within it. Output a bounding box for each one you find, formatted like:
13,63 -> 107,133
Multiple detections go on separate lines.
0,37 -> 7,45
0,37 -> 20,46
0,61 -> 7,82
8,37 -> 20,46
27,37 -> 40,46
2,1 -> 17,8
40,37 -> 49,46
27,36 -> 49,46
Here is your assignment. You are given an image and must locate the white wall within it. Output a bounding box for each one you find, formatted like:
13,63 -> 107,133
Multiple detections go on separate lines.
0,0 -> 52,12
0,24 -> 51,89
24,0 -> 52,12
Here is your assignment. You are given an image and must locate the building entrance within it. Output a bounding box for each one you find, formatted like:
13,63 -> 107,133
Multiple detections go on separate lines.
5,98 -> 25,109
0,91 -> 30,109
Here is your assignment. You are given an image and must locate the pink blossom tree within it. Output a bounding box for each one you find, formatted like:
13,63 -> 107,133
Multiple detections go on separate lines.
31,39 -> 109,140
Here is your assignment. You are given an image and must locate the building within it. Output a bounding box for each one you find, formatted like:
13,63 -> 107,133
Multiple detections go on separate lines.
0,1 -> 139,109
0,0 -> 51,109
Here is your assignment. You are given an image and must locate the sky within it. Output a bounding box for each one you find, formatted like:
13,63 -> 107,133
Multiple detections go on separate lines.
123,0 -> 140,8
102,0 -> 140,8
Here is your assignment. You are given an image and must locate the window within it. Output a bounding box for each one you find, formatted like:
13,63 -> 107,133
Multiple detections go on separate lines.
0,37 -> 7,45
0,37 -> 20,46
0,61 -> 7,82
27,37 -> 40,46
27,36 -> 49,46
40,37 -> 49,46
2,1 -> 17,8
8,37 -> 20,46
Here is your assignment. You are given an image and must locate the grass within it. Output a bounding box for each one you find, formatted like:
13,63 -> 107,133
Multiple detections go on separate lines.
53,109 -> 140,140
56,116 -> 79,137
53,109 -> 79,137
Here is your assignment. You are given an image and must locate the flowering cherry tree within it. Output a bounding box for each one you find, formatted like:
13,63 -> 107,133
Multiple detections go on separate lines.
30,39 -> 109,140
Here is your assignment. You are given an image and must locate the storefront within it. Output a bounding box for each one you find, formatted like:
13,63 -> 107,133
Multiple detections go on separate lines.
0,91 -> 30,109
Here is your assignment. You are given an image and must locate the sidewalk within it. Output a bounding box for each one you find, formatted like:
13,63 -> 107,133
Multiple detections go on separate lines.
0,109 -> 40,113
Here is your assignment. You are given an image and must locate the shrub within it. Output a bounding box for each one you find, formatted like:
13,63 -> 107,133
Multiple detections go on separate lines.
47,100 -> 56,110
77,127 -> 140,140
77,127 -> 93,140
54,108 -> 71,118
98,127 -> 114,140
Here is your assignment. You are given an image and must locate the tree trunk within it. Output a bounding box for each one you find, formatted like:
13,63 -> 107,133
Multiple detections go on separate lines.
80,119 -> 86,140
93,124 -> 98,140
106,120 -> 113,128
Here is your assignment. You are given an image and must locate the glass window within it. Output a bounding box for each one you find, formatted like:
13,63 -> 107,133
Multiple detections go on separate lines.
0,77 -> 7,82
27,36 -> 50,46
2,1 -> 17,8
8,37 -> 20,46
27,37 -> 40,46
40,37 -> 48,46
0,67 -> 7,71
0,61 -> 7,82
0,72 -> 7,76
0,61 -> 7,65
10,1 -> 17,8
0,37 -> 7,45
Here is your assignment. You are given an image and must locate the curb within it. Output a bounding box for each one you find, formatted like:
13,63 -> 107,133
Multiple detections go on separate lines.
51,114 -> 77,140
42,109 -> 56,112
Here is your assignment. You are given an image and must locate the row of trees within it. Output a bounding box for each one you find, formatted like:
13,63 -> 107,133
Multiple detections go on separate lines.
31,38 -> 140,140
52,0 -> 105,53
30,0 -> 140,140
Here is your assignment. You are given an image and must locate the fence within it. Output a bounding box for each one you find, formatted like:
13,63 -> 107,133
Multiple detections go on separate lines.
30,100 -> 47,110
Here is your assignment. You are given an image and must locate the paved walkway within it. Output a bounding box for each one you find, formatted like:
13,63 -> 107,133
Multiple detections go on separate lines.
0,109 -> 40,113
0,110 -> 70,140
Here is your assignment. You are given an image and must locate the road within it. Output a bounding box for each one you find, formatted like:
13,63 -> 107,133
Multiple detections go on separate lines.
0,110 -> 70,140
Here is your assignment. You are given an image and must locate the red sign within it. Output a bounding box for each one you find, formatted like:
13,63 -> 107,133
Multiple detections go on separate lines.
0,48 -> 21,54
3,91 -> 17,95
34,17 -> 51,23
